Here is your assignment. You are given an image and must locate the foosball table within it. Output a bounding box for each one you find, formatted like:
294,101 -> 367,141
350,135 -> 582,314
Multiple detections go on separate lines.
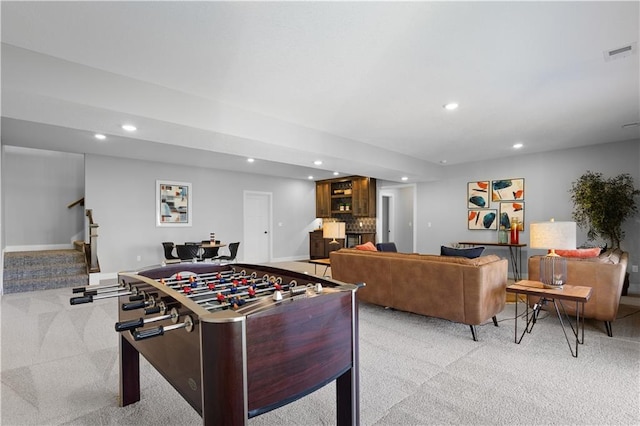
70,262 -> 362,425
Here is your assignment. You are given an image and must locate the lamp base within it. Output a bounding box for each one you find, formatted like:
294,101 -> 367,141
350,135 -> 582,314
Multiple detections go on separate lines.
542,282 -> 564,290
539,255 -> 567,290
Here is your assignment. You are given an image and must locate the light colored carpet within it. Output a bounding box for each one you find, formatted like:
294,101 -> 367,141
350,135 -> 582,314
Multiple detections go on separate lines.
2,261 -> 639,425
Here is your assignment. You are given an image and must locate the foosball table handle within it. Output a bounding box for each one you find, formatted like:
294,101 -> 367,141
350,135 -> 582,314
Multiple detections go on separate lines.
132,327 -> 164,341
70,295 -> 93,305
122,300 -> 146,311
115,318 -> 144,332
145,306 -> 161,315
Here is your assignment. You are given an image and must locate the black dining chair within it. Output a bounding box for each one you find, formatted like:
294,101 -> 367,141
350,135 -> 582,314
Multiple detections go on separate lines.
200,240 -> 219,260
176,244 -> 201,261
214,242 -> 239,263
161,242 -> 180,260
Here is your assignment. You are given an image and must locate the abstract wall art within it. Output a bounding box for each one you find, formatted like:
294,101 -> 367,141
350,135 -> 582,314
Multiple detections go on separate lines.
156,180 -> 192,227
468,209 -> 498,230
499,201 -> 525,231
491,178 -> 524,202
467,181 -> 490,209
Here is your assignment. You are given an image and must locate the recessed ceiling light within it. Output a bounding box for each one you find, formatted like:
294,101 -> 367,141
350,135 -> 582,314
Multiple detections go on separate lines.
513,143 -> 524,149
333,171 -> 339,176
443,103 -> 459,111
247,158 -> 255,163
439,160 -> 448,164
121,124 -> 137,132
94,134 -> 106,140
308,176 -> 314,180
313,160 -> 323,166
401,176 -> 408,181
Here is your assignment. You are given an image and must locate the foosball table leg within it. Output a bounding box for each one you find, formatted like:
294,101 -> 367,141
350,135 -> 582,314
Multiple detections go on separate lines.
336,366 -> 359,426
336,296 -> 360,426
119,335 -> 141,407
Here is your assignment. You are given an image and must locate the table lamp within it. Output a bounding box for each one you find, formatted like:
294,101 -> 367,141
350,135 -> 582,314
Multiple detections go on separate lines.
323,221 -> 346,244
530,218 -> 576,289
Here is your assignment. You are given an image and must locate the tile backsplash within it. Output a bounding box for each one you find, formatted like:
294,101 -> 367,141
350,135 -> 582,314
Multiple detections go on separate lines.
324,217 -> 376,233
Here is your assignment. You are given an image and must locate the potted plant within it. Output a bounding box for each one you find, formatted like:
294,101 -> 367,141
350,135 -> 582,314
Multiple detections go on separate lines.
570,171 -> 639,294
570,171 -> 639,248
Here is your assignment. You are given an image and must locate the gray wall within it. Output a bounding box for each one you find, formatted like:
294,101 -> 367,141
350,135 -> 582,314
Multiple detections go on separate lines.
84,154 -> 317,274
1,139 -> 638,287
415,139 -> 640,283
3,146 -> 85,247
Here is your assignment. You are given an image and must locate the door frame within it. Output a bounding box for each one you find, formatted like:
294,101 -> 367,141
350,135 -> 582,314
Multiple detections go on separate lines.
243,190 -> 272,263
377,183 -> 417,253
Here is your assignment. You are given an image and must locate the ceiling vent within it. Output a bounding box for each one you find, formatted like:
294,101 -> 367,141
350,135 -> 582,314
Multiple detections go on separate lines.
603,42 -> 637,62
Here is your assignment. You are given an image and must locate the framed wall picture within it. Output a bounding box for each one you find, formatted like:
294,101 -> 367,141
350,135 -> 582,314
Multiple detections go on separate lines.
156,180 -> 192,227
467,181 -> 490,209
491,178 -> 524,202
499,202 -> 524,230
468,209 -> 497,230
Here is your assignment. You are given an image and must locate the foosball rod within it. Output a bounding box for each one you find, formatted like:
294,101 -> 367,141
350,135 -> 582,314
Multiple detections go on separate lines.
178,276 -> 280,296
157,270 -> 247,285
70,289 -> 134,305
195,285 -> 285,307
115,310 -> 178,332
72,282 -> 123,294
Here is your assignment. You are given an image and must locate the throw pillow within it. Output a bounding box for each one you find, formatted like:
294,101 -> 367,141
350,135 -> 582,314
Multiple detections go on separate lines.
555,248 -> 601,258
440,245 -> 485,259
355,241 -> 377,251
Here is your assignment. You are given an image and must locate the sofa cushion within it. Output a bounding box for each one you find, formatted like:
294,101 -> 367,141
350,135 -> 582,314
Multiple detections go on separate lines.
355,241 -> 377,251
556,248 -> 601,258
440,245 -> 485,259
598,249 -> 622,264
376,242 -> 398,252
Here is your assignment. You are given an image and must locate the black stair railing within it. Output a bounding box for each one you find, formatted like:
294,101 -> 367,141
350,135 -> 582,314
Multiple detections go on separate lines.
85,209 -> 100,273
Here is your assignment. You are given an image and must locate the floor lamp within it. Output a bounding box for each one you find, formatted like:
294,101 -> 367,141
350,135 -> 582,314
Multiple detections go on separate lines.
530,218 -> 576,289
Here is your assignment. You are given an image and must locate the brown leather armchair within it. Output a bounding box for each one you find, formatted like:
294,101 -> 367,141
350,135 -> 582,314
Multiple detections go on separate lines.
528,249 -> 628,337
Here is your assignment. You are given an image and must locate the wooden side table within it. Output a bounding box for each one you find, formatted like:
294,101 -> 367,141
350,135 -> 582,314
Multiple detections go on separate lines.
506,280 -> 593,357
308,258 -> 331,277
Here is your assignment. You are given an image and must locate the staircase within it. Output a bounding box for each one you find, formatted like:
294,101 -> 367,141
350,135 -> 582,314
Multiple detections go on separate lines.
3,249 -> 89,294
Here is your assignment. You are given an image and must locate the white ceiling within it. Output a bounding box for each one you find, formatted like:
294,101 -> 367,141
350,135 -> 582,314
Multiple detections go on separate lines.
2,1 -> 639,182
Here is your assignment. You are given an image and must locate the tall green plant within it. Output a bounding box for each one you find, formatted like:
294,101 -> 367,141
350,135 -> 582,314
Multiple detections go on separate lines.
569,171 -> 639,248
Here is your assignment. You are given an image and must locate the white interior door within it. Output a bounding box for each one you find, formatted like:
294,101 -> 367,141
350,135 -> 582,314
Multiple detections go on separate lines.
243,191 -> 271,263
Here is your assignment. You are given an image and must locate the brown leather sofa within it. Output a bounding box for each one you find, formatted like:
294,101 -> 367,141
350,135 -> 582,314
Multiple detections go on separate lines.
528,249 -> 629,336
329,249 -> 508,340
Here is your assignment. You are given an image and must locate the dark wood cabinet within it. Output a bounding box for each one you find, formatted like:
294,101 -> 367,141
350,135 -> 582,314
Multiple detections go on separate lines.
316,176 -> 376,218
309,230 -> 345,259
315,181 -> 331,218
351,177 -> 376,217
309,230 -> 325,259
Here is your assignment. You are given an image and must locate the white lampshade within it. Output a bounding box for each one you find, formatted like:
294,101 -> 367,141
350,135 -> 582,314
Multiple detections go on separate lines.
530,219 -> 576,289
323,221 -> 346,243
530,219 -> 576,251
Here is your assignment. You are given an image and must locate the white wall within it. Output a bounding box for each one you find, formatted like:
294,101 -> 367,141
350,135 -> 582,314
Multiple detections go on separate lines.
84,154 -> 317,274
3,146 -> 84,247
415,139 -> 640,284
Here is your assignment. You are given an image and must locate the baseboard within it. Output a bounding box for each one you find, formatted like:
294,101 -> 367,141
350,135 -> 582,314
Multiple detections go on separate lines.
268,255 -> 310,263
5,244 -> 75,252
